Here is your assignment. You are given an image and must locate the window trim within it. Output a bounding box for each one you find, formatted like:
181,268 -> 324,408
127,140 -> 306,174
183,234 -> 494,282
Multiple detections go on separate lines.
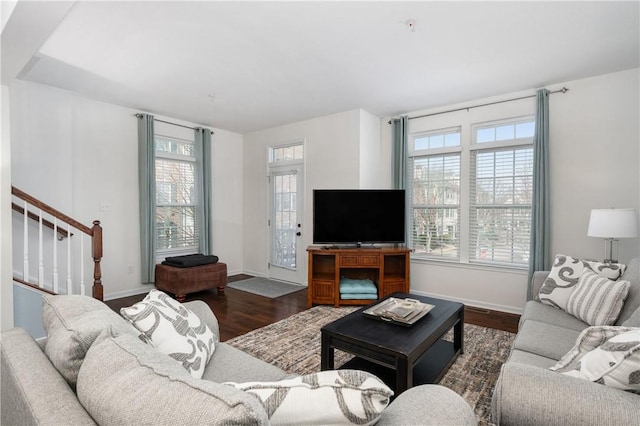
154,135 -> 200,259
407,116 -> 534,270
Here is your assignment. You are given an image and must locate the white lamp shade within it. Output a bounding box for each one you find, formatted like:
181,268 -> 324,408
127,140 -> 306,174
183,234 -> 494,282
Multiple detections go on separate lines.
588,208 -> 639,238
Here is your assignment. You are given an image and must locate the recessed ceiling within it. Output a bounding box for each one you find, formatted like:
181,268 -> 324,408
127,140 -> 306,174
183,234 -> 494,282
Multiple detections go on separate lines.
13,1 -> 640,133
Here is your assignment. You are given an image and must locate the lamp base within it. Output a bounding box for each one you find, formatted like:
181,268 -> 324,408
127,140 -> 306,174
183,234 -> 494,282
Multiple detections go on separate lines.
602,238 -> 619,265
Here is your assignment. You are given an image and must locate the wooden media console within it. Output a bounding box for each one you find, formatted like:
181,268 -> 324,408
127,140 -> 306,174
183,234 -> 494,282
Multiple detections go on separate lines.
307,246 -> 411,307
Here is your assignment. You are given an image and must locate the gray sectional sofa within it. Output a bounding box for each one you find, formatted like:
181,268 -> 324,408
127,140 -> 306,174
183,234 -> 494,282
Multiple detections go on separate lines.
1,294 -> 476,425
492,258 -> 640,426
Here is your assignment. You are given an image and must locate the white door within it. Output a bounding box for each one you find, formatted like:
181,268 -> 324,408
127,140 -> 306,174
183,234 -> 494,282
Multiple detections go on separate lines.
269,165 -> 304,283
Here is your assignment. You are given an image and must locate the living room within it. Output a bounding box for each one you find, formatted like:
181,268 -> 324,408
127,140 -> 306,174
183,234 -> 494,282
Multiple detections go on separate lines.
2,1 -> 638,331
2,2 -> 640,424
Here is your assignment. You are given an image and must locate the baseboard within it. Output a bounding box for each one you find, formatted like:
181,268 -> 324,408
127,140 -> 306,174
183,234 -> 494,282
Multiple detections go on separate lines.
409,289 -> 524,315
104,286 -> 152,301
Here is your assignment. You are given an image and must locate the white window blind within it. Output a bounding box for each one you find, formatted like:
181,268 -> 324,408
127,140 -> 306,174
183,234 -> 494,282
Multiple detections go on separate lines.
408,128 -> 461,259
469,120 -> 534,266
155,136 -> 199,254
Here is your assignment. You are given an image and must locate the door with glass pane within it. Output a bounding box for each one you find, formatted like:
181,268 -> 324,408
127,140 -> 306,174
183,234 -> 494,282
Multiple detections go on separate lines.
269,166 -> 304,284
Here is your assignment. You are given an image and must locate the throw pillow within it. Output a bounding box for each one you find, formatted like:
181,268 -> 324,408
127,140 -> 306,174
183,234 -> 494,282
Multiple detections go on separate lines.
120,289 -> 215,379
224,370 -> 393,425
538,254 -> 626,311
551,325 -> 636,373
551,327 -> 640,392
42,294 -> 139,387
565,269 -> 630,326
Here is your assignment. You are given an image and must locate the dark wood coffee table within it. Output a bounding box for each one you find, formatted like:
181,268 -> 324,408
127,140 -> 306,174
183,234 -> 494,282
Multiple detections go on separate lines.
321,292 -> 464,395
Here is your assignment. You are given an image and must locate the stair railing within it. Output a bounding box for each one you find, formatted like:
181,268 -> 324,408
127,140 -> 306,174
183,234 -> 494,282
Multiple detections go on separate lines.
11,186 -> 103,300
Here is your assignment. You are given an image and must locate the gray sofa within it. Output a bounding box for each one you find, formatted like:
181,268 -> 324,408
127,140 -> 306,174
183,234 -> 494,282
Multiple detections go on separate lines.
492,258 -> 640,426
1,295 -> 476,425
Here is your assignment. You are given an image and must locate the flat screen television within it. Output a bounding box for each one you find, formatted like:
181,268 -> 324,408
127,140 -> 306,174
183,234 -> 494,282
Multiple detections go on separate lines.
313,189 -> 405,246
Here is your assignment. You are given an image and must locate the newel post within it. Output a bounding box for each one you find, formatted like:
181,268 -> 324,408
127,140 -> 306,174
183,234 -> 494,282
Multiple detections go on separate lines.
91,220 -> 104,300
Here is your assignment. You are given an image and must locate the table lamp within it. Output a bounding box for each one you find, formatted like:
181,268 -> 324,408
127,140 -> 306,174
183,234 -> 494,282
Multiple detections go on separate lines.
587,208 -> 638,263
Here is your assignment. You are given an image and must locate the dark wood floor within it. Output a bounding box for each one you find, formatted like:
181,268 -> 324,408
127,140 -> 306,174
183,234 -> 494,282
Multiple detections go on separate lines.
105,275 -> 520,341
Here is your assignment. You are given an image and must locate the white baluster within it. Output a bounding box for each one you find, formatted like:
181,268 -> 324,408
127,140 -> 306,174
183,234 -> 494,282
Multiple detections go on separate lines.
67,223 -> 72,295
53,218 -> 59,293
80,234 -> 85,296
23,200 -> 29,280
38,210 -> 44,288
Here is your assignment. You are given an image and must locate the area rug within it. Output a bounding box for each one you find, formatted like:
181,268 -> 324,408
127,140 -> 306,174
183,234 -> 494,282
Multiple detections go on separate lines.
226,305 -> 515,426
226,277 -> 305,298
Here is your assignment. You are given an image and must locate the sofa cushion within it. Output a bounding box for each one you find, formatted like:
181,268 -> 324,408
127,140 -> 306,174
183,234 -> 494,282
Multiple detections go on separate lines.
507,349 -> 558,369
512,320 -> 582,360
623,307 -> 640,327
224,370 -> 393,426
120,289 -> 215,379
538,254 -> 626,311
76,331 -> 269,425
519,300 -> 590,332
616,257 -> 640,325
202,342 -> 289,383
566,269 -> 630,326
550,326 -> 640,392
42,294 -> 138,387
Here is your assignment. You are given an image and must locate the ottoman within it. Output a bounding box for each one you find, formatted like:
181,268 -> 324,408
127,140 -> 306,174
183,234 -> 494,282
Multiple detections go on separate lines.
155,262 -> 227,302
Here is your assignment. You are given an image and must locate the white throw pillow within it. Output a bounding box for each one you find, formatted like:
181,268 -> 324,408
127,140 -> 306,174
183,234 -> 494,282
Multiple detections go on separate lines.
565,268 -> 630,326
120,290 -> 215,379
224,370 -> 393,425
551,327 -> 640,392
538,254 -> 626,311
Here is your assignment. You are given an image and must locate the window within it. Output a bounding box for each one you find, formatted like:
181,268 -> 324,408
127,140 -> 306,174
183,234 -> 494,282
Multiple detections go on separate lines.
155,136 -> 199,255
408,128 -> 461,259
408,118 -> 534,268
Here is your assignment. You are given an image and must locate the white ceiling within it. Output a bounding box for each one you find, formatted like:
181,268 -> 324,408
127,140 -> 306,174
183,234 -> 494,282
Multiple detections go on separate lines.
9,1 -> 640,134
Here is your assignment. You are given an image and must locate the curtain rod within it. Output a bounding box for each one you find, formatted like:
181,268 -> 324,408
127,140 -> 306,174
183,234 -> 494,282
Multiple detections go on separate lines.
388,87 -> 569,124
135,113 -> 214,135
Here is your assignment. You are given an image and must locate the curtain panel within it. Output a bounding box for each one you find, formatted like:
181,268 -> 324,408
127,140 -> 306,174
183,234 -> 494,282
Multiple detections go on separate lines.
137,113 -> 156,283
391,115 -> 409,246
195,128 -> 213,255
527,89 -> 551,300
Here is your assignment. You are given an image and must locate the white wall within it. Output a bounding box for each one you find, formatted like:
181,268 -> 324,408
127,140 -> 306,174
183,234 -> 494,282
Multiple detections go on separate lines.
384,68 -> 640,314
359,109 -> 386,188
9,80 -> 245,306
1,84 -> 14,331
242,109 -> 379,279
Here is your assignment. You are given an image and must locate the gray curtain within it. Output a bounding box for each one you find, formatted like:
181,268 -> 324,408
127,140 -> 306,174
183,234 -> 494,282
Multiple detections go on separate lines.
195,128 -> 213,255
137,113 -> 156,283
391,115 -> 408,190
527,89 -> 551,300
391,115 -> 409,246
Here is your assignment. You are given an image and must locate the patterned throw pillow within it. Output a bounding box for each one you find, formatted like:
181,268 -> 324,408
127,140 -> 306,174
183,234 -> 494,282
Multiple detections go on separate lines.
224,370 -> 393,425
120,290 -> 215,379
538,254 -> 626,311
565,269 -> 630,326
551,326 -> 640,392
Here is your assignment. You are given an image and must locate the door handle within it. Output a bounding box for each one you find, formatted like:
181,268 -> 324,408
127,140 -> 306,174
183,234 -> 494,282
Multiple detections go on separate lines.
296,232 -> 301,236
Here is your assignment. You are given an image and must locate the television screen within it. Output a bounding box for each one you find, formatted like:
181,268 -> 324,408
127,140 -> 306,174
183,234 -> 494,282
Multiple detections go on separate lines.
313,189 -> 405,245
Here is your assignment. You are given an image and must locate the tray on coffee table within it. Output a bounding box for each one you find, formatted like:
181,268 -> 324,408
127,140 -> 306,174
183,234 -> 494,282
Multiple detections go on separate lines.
363,297 -> 434,326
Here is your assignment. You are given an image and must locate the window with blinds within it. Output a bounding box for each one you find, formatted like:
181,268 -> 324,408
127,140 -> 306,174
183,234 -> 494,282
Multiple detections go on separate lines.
408,128 -> 461,259
470,119 -> 534,266
155,136 -> 199,254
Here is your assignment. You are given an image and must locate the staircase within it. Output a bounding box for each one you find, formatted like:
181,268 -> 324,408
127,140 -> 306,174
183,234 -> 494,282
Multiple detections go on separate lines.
11,186 -> 103,300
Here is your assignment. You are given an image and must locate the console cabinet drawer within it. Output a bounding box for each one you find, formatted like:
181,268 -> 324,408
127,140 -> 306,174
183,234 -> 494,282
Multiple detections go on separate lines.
340,254 -> 380,267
